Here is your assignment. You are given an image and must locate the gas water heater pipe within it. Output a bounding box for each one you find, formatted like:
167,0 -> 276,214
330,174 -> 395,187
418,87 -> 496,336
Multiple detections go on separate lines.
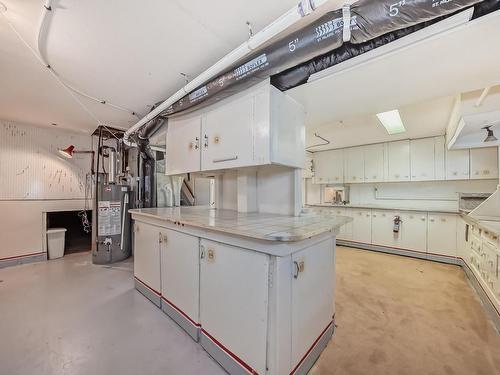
123,0 -> 330,146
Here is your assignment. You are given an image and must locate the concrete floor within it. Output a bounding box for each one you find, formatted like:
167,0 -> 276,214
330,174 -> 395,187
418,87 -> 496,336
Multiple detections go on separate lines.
0,247 -> 499,375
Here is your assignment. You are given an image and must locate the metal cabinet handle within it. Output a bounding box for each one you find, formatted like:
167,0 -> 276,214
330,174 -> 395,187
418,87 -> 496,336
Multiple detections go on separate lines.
293,261 -> 304,279
194,137 -> 200,150
213,156 -> 238,163
293,261 -> 299,279
200,245 -> 205,259
203,134 -> 208,148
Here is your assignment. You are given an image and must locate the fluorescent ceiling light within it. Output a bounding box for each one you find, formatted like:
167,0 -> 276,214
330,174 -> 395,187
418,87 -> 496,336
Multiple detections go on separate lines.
376,110 -> 406,135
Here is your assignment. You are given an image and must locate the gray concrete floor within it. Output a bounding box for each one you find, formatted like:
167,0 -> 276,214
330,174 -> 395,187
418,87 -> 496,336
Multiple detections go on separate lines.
1,248 -> 499,375
0,252 -> 224,375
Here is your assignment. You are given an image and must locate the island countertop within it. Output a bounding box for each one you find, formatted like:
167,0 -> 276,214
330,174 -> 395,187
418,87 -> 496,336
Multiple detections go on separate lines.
129,206 -> 351,242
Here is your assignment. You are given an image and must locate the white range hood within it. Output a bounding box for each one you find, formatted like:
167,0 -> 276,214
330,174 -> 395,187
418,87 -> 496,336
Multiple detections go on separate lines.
470,187 -> 500,222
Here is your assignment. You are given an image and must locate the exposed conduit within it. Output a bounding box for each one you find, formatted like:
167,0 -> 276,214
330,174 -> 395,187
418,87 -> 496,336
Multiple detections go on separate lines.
0,9 -> 101,124
123,0 -> 329,146
36,0 -> 141,119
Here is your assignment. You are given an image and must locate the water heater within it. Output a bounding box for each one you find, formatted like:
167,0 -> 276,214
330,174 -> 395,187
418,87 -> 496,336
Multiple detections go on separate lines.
93,182 -> 131,264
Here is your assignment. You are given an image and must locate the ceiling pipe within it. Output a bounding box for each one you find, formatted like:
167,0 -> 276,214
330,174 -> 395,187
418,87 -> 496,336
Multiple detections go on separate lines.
123,0 -> 330,146
475,86 -> 491,107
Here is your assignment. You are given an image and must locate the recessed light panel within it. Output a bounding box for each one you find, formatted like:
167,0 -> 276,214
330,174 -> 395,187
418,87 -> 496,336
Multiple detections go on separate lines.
376,110 -> 406,135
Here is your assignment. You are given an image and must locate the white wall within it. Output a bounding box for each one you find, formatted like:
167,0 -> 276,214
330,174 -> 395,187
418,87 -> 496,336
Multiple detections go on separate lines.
0,120 -> 93,261
305,179 -> 499,211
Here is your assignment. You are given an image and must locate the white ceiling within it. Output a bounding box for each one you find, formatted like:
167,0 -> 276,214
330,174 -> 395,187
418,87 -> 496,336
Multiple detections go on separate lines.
304,96 -> 456,151
0,0 -> 307,133
289,11 -> 500,150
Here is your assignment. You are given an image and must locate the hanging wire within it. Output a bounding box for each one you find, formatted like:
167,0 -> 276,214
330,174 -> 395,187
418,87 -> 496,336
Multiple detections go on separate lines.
306,133 -> 330,153
78,173 -> 93,234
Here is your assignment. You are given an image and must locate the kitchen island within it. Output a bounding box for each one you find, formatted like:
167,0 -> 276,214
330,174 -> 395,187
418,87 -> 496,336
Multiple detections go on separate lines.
129,207 -> 350,375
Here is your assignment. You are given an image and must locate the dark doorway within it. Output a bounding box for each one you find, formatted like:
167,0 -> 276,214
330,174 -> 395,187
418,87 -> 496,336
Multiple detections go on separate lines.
47,211 -> 92,254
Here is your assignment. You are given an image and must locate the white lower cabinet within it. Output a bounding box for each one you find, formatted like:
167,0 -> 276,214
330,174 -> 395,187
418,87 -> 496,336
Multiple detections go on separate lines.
199,239 -> 269,375
133,221 -> 161,295
291,239 -> 334,368
332,208 -> 352,240
371,210 -> 402,248
160,229 -> 200,327
351,209 -> 372,243
427,213 -> 457,257
400,211 -> 427,252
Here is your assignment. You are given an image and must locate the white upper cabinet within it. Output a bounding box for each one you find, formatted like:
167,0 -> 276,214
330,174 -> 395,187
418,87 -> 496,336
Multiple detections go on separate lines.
307,136 -> 496,184
446,148 -> 469,180
410,138 -> 435,181
313,149 -> 344,184
201,92 -> 255,171
166,80 -> 304,175
364,143 -> 385,182
345,147 -> 365,183
165,114 -> 201,175
470,147 -> 499,180
386,140 -> 410,182
434,136 -> 446,180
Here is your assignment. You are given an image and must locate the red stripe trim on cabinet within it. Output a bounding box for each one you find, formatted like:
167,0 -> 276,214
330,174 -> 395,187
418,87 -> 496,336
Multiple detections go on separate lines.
459,257 -> 500,317
290,320 -> 334,375
0,251 -> 45,261
161,296 -> 200,327
134,276 -> 161,296
201,328 -> 258,374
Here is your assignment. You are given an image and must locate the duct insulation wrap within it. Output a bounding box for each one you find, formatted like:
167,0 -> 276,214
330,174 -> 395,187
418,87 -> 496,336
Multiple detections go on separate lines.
272,0 -> 499,91
349,0 -> 483,43
160,9 -> 350,117
159,0 -> 487,118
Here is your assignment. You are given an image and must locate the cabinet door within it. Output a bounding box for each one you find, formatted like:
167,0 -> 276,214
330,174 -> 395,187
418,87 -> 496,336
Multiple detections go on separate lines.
313,149 -> 344,184
351,209 -> 372,243
199,240 -> 269,375
166,114 -> 201,175
400,211 -> 427,252
427,213 -> 457,257
410,138 -> 435,181
434,136 -> 446,180
386,140 -> 410,181
201,94 -> 255,171
160,229 -> 200,325
302,155 -> 313,179
345,147 -> 365,183
446,149 -> 469,180
470,147 -> 499,180
371,210 -> 402,248
364,144 -> 385,182
133,222 -> 161,294
291,238 -> 334,368
330,208 -> 351,240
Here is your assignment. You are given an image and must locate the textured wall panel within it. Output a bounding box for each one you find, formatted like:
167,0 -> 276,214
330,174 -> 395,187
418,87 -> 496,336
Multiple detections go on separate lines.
0,121 -> 92,200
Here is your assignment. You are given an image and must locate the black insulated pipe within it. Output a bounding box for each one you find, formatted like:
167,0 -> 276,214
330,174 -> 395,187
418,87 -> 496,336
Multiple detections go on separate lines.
156,0 -> 490,119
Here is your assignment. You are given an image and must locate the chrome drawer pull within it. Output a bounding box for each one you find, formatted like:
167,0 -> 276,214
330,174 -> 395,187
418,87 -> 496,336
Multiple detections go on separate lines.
213,156 -> 238,163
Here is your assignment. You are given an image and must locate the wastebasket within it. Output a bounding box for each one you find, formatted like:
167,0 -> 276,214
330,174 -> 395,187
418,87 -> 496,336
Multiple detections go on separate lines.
47,228 -> 67,259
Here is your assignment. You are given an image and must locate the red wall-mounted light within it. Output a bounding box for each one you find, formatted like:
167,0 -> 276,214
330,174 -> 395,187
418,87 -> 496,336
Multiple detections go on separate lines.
58,145 -> 95,174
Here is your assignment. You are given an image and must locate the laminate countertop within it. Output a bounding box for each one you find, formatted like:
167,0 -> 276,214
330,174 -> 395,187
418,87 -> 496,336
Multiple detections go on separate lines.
129,207 -> 351,242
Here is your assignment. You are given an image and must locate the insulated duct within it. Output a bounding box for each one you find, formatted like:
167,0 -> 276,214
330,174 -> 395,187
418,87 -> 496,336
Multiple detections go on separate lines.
156,0 -> 486,119
272,0 -> 500,90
